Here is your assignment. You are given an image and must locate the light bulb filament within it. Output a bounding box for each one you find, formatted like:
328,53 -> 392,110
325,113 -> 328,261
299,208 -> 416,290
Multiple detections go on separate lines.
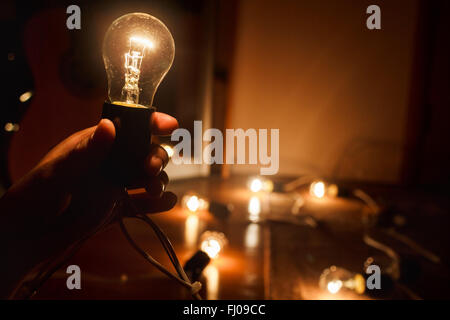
121,36 -> 154,104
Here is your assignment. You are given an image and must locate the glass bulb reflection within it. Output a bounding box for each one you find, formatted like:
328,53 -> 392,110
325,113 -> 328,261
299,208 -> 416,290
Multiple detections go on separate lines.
248,196 -> 261,222
103,13 -> 175,107
160,144 -> 174,158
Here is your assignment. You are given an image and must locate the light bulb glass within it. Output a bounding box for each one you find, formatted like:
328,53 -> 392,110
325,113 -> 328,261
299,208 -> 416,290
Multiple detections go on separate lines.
103,13 -> 175,107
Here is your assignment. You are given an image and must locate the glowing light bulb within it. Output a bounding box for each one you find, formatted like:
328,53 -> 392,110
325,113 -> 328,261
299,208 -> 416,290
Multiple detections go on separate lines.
248,177 -> 274,193
310,181 -> 326,198
319,266 -> 366,295
103,13 -> 175,107
250,178 -> 263,192
309,180 -> 339,199
101,13 -> 175,185
200,231 -> 227,259
181,194 -> 209,214
4,123 -> 20,132
187,195 -> 200,212
327,280 -> 343,294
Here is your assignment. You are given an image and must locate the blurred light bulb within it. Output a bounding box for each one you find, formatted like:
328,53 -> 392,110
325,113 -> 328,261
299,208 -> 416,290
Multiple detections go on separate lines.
319,266 -> 366,295
103,13 -> 174,107
327,280 -> 343,294
187,195 -> 200,212
309,181 -> 339,199
4,123 -> 20,132
248,177 -> 274,193
181,194 -> 209,213
161,144 -> 174,158
310,181 -> 326,198
250,178 -> 263,192
200,231 -> 227,259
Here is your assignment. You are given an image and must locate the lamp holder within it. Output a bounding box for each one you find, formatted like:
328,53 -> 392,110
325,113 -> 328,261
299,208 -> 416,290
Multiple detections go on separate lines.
101,101 -> 155,187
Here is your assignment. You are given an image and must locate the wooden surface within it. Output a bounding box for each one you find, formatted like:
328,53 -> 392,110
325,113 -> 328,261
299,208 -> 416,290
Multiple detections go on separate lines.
33,176 -> 450,299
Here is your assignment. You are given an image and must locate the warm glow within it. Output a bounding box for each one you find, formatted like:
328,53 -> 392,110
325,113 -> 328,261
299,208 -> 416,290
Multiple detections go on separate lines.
320,265 -> 366,296
249,177 -> 274,193
327,184 -> 339,197
161,144 -> 174,158
182,194 -> 209,213
327,280 -> 343,294
200,231 -> 227,259
184,215 -> 199,248
201,239 -> 222,259
4,123 -> 19,132
130,36 -> 154,49
244,223 -> 260,249
310,181 -> 326,198
19,91 -> 33,103
186,195 -> 200,212
250,178 -> 263,192
204,265 -> 219,300
248,196 -> 261,222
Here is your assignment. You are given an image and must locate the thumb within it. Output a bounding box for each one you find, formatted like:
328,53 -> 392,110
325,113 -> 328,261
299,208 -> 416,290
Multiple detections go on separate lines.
58,119 -> 116,181
86,119 -> 116,155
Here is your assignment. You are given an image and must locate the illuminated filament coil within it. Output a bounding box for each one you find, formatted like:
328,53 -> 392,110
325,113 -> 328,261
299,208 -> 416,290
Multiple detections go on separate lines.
122,36 -> 154,104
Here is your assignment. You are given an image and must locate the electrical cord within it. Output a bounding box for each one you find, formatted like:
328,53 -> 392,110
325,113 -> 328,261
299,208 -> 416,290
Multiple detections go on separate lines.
14,189 -> 202,300
118,218 -> 202,300
119,189 -> 201,299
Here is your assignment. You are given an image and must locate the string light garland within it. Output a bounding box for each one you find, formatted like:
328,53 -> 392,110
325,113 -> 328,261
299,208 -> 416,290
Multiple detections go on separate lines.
184,231 -> 228,282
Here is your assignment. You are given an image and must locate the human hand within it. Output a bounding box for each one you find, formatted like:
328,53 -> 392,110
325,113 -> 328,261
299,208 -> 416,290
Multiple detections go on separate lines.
0,112 -> 178,298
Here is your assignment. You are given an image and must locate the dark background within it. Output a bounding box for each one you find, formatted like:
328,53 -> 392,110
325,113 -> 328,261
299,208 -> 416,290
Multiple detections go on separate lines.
1,0 -> 450,190
1,0 -> 450,300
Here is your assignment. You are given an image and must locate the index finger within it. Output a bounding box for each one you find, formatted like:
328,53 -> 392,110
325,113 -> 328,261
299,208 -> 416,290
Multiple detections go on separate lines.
151,112 -> 179,136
